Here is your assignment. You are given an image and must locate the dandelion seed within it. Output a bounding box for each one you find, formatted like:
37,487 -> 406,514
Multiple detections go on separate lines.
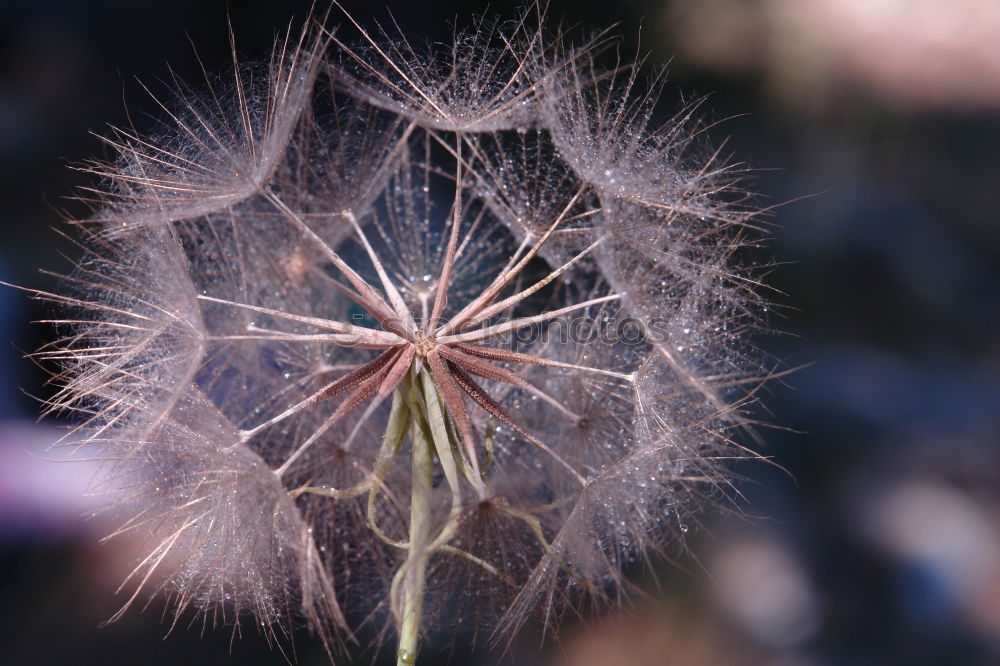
19,3 -> 778,664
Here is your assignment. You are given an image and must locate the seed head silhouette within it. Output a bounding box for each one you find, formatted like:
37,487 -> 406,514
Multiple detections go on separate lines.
23,4 -> 777,663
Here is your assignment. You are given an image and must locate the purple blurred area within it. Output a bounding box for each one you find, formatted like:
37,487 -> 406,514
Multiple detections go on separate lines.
1,1 -> 998,664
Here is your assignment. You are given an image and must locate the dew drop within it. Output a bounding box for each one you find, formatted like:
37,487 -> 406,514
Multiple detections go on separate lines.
398,649 -> 415,664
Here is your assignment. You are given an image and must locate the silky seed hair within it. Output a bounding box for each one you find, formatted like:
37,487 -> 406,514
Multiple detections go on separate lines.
25,2 -> 777,660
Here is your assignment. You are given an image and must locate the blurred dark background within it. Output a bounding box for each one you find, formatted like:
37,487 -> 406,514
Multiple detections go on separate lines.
2,1 -> 999,664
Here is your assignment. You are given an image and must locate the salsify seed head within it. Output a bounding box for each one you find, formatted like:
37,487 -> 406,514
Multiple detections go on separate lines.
30,2 -> 777,659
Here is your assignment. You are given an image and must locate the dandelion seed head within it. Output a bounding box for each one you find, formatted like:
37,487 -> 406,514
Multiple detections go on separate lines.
26,3 -> 779,661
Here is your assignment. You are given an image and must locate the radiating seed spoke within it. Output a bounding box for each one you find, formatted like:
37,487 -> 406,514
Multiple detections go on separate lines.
455,343 -> 635,382
424,349 -> 483,485
437,345 -> 580,421
241,347 -> 402,444
448,364 -> 586,486
438,292 -> 621,344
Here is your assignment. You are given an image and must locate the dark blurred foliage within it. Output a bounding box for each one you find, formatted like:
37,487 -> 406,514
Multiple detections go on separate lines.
2,1 -> 998,665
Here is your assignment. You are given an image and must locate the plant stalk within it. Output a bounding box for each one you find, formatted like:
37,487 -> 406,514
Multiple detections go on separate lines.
396,369 -> 435,666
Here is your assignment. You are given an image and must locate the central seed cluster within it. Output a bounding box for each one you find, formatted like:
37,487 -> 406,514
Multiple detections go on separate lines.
411,332 -> 436,359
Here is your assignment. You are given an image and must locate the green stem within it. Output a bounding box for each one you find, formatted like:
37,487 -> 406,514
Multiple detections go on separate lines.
396,372 -> 434,666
